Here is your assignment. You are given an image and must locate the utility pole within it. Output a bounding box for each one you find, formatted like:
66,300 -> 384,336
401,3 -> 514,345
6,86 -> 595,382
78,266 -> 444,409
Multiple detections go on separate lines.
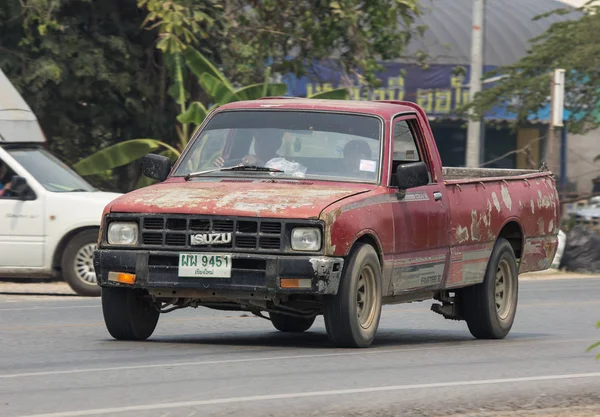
465,0 -> 485,167
546,69 -> 565,174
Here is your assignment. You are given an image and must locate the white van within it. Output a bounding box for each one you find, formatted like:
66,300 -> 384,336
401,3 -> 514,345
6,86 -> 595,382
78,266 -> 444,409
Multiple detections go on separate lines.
0,69 -> 120,296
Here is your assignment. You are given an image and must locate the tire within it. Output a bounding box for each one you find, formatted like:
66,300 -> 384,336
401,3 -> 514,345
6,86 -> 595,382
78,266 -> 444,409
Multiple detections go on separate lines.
101,286 -> 159,341
61,229 -> 101,297
270,313 -> 315,333
323,243 -> 382,348
459,238 -> 519,339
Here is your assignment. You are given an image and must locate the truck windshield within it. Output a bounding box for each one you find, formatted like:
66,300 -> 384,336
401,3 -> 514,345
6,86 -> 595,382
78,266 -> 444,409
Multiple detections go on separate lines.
174,110 -> 382,183
8,147 -> 95,192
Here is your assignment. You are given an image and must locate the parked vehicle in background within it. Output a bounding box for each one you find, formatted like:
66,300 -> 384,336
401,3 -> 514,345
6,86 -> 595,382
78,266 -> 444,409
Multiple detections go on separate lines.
0,69 -> 120,296
96,98 -> 559,347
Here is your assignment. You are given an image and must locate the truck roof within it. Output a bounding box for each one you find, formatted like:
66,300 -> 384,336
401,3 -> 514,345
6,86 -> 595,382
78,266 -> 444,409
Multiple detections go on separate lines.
217,98 -> 419,119
0,68 -> 46,144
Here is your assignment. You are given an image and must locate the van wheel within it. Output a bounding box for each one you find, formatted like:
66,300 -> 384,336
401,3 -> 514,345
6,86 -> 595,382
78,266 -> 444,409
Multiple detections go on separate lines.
270,313 -> 315,333
323,243 -> 382,348
61,229 -> 100,297
102,287 -> 159,341
459,238 -> 519,339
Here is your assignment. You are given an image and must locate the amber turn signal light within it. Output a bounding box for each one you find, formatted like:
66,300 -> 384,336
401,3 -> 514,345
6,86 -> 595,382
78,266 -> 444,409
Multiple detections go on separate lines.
279,278 -> 312,289
108,272 -> 136,285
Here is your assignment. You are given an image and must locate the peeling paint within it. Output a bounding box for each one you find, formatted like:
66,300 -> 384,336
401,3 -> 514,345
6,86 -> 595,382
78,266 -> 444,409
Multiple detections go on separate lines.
491,192 -> 501,213
537,217 -> 545,235
548,219 -> 554,233
530,200 -> 535,214
109,181 -> 368,218
456,226 -> 469,243
470,210 -> 481,241
483,200 -> 492,227
501,185 -> 512,211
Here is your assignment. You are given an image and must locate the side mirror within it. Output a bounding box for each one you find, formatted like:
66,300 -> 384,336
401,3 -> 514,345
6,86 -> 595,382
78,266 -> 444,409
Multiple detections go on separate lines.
142,154 -> 172,182
395,161 -> 429,191
10,176 -> 29,199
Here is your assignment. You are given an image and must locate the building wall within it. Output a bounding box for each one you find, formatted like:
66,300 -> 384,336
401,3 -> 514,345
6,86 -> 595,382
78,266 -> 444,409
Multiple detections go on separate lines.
567,128 -> 600,194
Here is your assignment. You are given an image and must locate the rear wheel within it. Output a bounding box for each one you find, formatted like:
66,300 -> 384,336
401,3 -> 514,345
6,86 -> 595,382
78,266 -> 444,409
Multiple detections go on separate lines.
459,238 -> 519,339
102,286 -> 159,341
323,243 -> 382,348
61,229 -> 101,297
270,313 -> 315,333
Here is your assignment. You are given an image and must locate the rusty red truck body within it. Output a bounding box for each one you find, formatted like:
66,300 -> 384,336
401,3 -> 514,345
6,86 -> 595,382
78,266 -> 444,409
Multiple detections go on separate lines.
95,99 -> 559,348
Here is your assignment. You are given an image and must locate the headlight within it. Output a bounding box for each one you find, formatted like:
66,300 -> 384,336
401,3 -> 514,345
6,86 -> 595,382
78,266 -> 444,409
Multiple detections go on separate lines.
291,228 -> 321,251
107,222 -> 138,245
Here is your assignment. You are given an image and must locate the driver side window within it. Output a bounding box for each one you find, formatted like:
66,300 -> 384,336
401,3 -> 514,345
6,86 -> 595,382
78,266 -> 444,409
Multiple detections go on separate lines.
0,158 -> 17,199
390,118 -> 430,187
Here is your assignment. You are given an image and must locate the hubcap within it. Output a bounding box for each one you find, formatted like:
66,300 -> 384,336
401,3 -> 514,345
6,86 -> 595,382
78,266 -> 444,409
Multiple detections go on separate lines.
356,265 -> 377,329
495,258 -> 514,320
74,243 -> 97,285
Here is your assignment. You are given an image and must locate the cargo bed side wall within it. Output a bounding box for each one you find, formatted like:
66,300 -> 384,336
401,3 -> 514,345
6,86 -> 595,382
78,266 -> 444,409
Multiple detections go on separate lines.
443,175 -> 559,289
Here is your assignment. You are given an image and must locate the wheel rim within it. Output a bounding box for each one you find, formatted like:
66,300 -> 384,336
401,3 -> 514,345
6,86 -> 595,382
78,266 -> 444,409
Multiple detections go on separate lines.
356,264 -> 377,329
74,243 -> 97,285
495,258 -> 514,320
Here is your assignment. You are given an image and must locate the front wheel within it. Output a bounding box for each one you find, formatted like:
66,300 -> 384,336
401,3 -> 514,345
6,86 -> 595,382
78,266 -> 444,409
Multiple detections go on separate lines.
459,238 -> 519,339
270,313 -> 315,333
102,287 -> 160,341
323,243 -> 382,348
61,229 -> 101,297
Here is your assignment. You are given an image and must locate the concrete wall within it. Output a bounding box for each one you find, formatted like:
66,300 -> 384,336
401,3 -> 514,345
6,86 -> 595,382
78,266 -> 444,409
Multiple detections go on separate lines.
567,127 -> 600,194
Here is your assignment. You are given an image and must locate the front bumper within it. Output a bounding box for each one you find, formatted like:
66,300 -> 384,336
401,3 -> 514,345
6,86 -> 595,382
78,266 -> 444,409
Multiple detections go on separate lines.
94,249 -> 344,295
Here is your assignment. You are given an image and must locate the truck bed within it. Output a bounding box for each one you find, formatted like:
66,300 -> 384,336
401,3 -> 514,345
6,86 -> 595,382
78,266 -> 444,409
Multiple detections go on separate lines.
442,167 -> 541,181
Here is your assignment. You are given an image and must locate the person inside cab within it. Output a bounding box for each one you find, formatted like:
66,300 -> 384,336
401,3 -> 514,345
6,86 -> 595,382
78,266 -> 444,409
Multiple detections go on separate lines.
342,139 -> 372,176
0,161 -> 15,197
214,129 -> 284,168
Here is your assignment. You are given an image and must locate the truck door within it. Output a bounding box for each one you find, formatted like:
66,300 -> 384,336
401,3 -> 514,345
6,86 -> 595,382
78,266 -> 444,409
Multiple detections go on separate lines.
388,116 -> 450,293
0,156 -> 45,269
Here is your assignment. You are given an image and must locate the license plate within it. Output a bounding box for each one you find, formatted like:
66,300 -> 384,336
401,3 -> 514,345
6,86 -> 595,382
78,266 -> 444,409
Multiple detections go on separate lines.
178,253 -> 232,278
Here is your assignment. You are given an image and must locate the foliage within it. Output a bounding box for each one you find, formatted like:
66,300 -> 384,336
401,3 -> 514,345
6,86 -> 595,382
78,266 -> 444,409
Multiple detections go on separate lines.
462,0 -> 600,135
588,321 -> 600,359
137,0 -> 425,87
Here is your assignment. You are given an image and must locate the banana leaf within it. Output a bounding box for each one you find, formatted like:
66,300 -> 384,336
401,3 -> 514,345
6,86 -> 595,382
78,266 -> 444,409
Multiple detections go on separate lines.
182,47 -> 232,90
73,139 -> 178,177
177,101 -> 209,125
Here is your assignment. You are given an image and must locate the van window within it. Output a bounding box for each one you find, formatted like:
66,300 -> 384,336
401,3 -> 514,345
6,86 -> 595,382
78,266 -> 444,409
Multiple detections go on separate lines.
8,147 -> 95,193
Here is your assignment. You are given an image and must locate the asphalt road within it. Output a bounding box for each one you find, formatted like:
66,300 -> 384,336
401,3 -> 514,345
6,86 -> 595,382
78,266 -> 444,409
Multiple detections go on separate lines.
1,277 -> 600,417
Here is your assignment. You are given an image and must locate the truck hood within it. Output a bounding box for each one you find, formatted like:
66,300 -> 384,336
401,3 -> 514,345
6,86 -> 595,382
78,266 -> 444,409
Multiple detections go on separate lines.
107,180 -> 371,219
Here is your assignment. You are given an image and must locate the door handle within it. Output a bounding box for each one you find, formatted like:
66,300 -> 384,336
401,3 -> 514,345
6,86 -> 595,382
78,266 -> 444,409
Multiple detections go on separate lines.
433,191 -> 442,201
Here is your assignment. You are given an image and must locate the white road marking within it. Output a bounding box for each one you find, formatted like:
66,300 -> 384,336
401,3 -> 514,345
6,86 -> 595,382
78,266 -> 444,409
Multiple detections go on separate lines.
0,337 -> 594,380
0,305 -> 98,312
20,372 -> 600,417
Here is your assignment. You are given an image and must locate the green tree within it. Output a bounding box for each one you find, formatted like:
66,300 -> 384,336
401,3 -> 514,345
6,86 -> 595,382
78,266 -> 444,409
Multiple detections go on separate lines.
463,0 -> 600,135
0,0 -> 177,191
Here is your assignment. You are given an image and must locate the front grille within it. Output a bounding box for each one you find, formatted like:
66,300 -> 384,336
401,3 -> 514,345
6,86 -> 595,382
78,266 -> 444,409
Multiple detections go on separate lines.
139,216 -> 285,252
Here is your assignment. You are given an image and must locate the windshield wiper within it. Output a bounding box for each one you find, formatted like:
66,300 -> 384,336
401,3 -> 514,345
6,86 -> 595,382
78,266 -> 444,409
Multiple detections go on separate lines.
184,165 -> 283,181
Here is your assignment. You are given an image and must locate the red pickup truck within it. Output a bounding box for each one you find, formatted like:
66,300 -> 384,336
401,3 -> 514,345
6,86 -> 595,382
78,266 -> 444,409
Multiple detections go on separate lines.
95,99 -> 559,348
